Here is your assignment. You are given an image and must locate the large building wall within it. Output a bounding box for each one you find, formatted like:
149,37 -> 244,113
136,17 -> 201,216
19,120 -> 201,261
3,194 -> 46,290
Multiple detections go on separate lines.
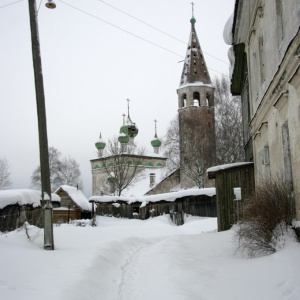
232,0 -> 300,220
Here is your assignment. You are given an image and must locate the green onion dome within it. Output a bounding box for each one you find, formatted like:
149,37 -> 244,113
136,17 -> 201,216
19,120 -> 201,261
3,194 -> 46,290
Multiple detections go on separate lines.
118,132 -> 130,144
190,17 -> 196,25
123,116 -> 139,139
95,133 -> 106,150
151,136 -> 162,148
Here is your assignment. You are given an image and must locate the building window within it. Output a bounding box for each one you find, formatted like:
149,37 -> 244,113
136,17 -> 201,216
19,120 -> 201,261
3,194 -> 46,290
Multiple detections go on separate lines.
263,145 -> 270,165
276,0 -> 284,44
258,36 -> 265,82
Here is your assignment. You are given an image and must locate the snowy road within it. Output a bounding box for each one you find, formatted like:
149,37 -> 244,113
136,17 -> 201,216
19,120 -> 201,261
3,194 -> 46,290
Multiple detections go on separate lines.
1,215 -> 300,300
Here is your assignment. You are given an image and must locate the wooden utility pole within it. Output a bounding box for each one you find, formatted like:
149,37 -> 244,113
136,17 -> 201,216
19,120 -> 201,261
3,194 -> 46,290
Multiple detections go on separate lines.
28,0 -> 54,250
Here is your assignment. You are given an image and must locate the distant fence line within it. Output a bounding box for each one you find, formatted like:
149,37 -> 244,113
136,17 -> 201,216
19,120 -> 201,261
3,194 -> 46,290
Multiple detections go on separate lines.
95,196 -> 217,225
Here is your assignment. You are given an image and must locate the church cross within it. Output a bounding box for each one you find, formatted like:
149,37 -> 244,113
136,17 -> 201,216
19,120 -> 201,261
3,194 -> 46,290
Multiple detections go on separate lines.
126,98 -> 130,117
191,2 -> 195,17
154,119 -> 158,136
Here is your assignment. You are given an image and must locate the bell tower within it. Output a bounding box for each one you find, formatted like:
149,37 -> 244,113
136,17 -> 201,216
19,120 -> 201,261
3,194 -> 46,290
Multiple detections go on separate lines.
178,8 -> 216,188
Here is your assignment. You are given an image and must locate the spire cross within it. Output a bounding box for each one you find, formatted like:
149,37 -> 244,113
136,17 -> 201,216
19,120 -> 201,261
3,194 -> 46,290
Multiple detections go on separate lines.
126,98 -> 130,117
122,113 -> 126,125
191,2 -> 195,17
154,119 -> 158,136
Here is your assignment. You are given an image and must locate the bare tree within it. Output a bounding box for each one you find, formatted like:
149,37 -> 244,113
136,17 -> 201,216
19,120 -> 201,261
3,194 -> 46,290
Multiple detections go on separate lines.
102,138 -> 146,196
179,114 -> 214,188
0,157 -> 12,190
162,116 -> 180,173
214,76 -> 245,164
163,115 -> 212,188
31,147 -> 83,192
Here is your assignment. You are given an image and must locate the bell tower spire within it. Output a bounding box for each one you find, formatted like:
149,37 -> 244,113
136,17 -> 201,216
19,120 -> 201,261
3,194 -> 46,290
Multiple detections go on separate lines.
177,9 -> 216,188
179,4 -> 211,86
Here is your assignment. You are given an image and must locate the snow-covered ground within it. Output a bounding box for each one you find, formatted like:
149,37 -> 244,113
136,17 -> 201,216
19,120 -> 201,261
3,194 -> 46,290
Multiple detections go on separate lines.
0,215 -> 299,300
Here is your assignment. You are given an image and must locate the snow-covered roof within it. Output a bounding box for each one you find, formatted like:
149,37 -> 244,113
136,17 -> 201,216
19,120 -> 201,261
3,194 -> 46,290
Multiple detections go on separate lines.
55,185 -> 91,211
0,189 -> 61,210
207,162 -> 254,177
223,13 -> 234,45
145,168 -> 179,195
121,167 -> 168,197
90,188 -> 216,207
177,82 -> 213,90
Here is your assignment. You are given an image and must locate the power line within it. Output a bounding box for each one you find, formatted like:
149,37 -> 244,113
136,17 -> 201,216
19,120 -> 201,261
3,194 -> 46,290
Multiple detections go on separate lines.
0,0 -> 23,9
95,0 -> 229,65
59,1 -> 228,77
59,0 -> 184,58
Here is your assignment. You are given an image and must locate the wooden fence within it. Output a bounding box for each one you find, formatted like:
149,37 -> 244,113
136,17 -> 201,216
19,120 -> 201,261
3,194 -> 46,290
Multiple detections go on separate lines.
208,163 -> 254,231
0,205 -> 44,232
95,195 -> 217,225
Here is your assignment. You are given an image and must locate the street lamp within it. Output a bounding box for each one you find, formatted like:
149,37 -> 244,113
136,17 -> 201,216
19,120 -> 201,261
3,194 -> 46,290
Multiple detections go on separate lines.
28,0 -> 56,250
45,0 -> 56,9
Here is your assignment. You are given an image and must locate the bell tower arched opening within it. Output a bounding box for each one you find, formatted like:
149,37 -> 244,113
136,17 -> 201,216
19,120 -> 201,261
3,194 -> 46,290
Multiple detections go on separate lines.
182,94 -> 187,108
193,92 -> 200,107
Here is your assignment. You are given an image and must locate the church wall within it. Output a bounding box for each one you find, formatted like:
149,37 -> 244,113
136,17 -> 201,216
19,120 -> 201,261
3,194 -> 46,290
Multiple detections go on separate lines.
146,169 -> 180,195
91,156 -> 167,196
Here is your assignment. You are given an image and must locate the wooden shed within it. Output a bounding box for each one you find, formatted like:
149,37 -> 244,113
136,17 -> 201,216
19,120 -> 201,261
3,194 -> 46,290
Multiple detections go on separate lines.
54,185 -> 91,223
207,162 -> 254,232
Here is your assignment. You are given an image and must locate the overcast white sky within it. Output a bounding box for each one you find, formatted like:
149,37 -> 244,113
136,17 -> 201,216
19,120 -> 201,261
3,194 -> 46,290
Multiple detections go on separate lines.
0,0 -> 235,197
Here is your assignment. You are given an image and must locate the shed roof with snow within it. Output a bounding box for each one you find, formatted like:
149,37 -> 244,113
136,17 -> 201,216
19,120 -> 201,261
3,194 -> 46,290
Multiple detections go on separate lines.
0,189 -> 61,210
55,185 -> 91,211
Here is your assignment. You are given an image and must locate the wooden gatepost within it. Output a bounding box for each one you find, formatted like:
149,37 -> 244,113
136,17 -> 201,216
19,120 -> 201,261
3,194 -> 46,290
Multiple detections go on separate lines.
207,162 -> 254,232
